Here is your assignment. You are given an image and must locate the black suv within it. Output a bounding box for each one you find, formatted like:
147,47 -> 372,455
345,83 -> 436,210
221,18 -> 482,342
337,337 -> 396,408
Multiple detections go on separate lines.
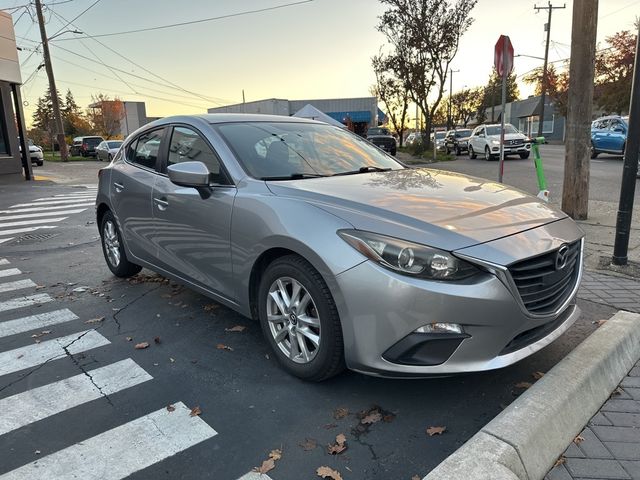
70,136 -> 105,157
366,127 -> 397,156
444,128 -> 473,155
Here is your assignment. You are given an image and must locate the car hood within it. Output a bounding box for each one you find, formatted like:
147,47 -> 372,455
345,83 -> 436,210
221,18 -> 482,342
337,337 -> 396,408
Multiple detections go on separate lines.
266,168 -> 566,251
487,133 -> 528,141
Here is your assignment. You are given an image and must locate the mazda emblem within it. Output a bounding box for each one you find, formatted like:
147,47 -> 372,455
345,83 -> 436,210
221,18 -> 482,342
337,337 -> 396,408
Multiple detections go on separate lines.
555,244 -> 570,270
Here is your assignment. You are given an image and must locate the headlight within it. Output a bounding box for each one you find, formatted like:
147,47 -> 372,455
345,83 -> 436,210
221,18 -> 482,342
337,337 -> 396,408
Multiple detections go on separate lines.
491,139 -> 501,145
338,230 -> 479,280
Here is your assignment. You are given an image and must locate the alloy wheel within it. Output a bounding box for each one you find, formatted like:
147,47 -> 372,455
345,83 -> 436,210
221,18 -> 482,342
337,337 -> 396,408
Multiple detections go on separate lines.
266,277 -> 321,364
103,220 -> 121,267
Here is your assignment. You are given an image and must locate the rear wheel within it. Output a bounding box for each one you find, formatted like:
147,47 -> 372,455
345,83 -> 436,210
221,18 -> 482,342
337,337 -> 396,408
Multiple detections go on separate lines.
100,210 -> 142,278
469,145 -> 477,159
590,142 -> 599,159
258,255 -> 345,381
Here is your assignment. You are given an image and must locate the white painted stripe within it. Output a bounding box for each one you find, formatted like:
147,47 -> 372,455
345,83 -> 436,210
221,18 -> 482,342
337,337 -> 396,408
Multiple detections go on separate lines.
0,203 -> 93,214
237,473 -> 275,480
11,198 -> 96,208
0,209 -> 86,221
0,330 -> 110,377
0,293 -> 53,313
0,268 -> 20,278
0,279 -> 36,294
0,217 -> 67,228
0,359 -> 152,436
0,259 -> 9,265
0,402 -> 217,480
0,238 -> 13,245
0,225 -> 57,237
0,309 -> 78,339
34,195 -> 95,201
54,193 -> 96,197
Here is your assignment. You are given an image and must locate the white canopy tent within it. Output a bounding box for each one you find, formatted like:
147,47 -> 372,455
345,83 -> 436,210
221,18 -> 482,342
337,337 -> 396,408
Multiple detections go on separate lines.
292,104 -> 347,128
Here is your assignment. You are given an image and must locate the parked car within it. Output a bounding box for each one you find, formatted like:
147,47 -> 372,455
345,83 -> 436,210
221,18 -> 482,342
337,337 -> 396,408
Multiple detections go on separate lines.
590,115 -> 628,159
444,128 -> 472,155
405,132 -> 428,147
432,131 -> 447,151
96,140 -> 123,162
70,136 -> 105,157
366,127 -> 396,156
97,114 -> 584,381
18,138 -> 44,166
468,124 -> 531,160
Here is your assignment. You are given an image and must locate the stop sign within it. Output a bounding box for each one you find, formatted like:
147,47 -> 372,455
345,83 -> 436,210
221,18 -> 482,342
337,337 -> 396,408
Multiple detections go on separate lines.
495,35 -> 514,76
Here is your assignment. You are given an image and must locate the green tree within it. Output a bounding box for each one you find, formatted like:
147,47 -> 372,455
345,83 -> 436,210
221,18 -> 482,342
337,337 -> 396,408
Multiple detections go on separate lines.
594,28 -> 637,114
449,87 -> 483,127
61,89 -> 83,137
371,53 -> 410,146
477,69 -> 519,123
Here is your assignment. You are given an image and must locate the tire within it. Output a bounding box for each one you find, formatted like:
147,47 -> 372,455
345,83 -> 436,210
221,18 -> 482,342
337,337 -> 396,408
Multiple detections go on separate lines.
37,161 -> 43,166
108,154 -> 113,162
484,146 -> 494,161
258,255 -> 345,381
445,147 -> 451,155
590,143 -> 599,159
455,146 -> 461,156
519,152 -> 530,159
100,210 -> 142,278
469,145 -> 477,159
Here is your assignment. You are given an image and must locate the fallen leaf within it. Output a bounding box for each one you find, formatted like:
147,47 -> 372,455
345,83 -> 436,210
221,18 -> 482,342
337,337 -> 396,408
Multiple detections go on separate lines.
426,426 -> 446,436
412,476 -> 421,480
71,287 -> 88,293
361,411 -> 382,425
254,458 -> 275,475
593,319 -> 607,326
333,407 -> 349,420
532,371 -> 545,380
327,433 -> 347,455
225,325 -> 246,332
134,342 -> 149,350
84,316 -> 105,324
154,336 -> 161,344
299,438 -> 317,451
204,303 -> 219,312
190,406 -> 201,417
515,382 -> 533,389
573,435 -> 585,445
31,330 -> 52,339
170,357 -> 175,363
216,343 -> 234,351
35,285 -> 45,290
269,449 -> 282,461
316,466 -> 343,480
166,404 -> 176,412
611,386 -> 624,397
383,413 -> 396,423
554,456 -> 566,467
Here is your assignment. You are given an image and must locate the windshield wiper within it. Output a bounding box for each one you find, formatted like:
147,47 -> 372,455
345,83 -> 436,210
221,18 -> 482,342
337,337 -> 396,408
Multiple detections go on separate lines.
260,172 -> 327,180
332,166 -> 392,176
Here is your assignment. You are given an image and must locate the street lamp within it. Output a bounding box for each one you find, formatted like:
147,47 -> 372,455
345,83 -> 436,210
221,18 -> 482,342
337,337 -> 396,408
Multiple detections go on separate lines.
48,29 -> 83,41
515,54 -> 545,61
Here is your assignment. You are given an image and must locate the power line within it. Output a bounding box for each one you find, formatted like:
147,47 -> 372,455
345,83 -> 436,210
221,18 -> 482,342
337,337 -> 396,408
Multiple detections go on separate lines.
48,0 -> 100,38
53,0 -> 313,40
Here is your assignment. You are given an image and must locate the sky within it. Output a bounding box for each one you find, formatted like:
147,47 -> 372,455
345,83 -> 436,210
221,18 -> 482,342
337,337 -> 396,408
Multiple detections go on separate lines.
3,0 -> 639,125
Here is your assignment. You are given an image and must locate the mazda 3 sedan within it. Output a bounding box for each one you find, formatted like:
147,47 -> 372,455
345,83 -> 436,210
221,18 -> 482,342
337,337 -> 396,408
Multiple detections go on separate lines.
96,114 -> 584,381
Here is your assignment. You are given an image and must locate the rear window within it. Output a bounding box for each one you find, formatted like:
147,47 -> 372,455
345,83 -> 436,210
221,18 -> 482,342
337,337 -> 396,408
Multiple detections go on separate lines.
107,141 -> 123,149
455,130 -> 472,137
85,138 -> 102,146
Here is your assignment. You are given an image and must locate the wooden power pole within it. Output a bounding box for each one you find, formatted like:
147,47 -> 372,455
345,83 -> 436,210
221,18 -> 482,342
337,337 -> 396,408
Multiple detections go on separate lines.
561,0 -> 598,219
34,0 -> 68,162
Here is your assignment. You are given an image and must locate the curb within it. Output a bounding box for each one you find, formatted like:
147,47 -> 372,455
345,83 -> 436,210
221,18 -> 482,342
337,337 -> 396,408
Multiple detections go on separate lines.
424,310 -> 640,480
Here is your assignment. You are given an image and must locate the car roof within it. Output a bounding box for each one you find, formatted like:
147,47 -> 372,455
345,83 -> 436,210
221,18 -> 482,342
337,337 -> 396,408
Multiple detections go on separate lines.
594,115 -> 626,121
149,113 -> 323,126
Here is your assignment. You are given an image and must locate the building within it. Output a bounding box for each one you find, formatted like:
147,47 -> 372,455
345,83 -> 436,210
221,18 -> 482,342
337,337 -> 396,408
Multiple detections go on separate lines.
88,100 -> 151,138
0,11 -> 31,182
208,97 -> 384,136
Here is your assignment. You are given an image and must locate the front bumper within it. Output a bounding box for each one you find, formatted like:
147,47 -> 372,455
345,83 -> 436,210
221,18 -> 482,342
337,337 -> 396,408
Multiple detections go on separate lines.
332,220 -> 583,377
490,143 -> 531,155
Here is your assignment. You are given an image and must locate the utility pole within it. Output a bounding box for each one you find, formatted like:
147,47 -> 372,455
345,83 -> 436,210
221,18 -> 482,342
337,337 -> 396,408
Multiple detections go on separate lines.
447,68 -> 459,131
561,0 -> 598,219
534,1 -> 565,137
34,0 -> 68,162
612,23 -> 640,265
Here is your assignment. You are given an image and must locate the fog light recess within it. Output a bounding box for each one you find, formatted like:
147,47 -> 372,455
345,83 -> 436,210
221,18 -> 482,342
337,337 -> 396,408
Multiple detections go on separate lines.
414,323 -> 463,334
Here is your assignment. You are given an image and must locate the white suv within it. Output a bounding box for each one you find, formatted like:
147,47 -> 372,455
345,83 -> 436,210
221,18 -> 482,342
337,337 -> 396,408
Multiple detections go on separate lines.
468,124 -> 531,161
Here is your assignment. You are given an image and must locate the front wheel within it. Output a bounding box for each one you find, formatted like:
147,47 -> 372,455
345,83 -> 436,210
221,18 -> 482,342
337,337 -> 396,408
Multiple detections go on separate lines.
100,211 -> 142,278
258,255 -> 345,381
469,145 -> 477,159
455,146 -> 461,156
519,152 -> 530,159
484,146 -> 494,161
590,143 -> 599,159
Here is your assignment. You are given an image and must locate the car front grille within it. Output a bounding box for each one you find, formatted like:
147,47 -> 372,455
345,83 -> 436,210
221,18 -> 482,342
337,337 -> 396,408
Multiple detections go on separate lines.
508,240 -> 581,316
506,139 -> 524,146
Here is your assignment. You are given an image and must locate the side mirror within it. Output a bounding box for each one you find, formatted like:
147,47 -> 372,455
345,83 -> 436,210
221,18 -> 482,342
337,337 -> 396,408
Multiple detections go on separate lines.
168,161 -> 210,188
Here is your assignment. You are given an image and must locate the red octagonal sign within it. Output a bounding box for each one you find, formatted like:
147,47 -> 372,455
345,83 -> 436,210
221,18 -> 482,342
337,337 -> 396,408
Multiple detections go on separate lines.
495,35 -> 514,77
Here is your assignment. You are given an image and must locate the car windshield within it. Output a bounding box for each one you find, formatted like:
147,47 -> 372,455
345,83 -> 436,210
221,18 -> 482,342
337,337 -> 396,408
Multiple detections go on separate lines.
486,125 -> 518,136
216,122 -> 402,179
107,141 -> 122,149
434,132 -> 446,139
367,128 -> 390,136
455,130 -> 472,137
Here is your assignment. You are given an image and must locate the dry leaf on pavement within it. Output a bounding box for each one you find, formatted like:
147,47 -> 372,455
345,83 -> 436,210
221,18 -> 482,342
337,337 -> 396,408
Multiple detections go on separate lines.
333,407 -> 349,420
316,466 -> 343,480
327,433 -> 347,455
166,404 -> 176,412
225,325 -> 246,332
216,343 -> 234,351
269,449 -> 282,461
593,319 -> 607,326
412,476 -> 421,480
300,438 -> 317,451
134,342 -> 149,350
554,456 -> 566,467
254,458 -> 275,475
84,317 -> 105,324
426,426 -> 446,436
573,435 -> 585,445
204,303 -> 219,312
532,371 -> 545,380
361,411 -> 382,425
190,406 -> 201,417
515,382 -> 533,389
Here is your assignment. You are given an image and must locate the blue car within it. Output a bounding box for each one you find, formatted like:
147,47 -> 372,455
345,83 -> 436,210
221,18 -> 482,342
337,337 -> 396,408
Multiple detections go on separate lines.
590,115 -> 628,158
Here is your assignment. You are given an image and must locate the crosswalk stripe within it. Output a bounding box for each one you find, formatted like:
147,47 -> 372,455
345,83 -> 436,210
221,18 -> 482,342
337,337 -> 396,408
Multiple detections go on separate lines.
0,330 -> 110,377
0,217 -> 67,228
0,293 -> 53,313
53,193 -> 97,197
0,402 -> 217,480
237,473 -> 275,480
0,359 -> 152,436
0,209 -> 86,221
0,279 -> 37,294
0,268 -> 20,278
0,259 -> 9,265
34,195 -> 95,201
0,309 -> 78,339
0,238 -> 13,245
11,199 -> 95,208
0,203 -> 93,214
0,225 -> 57,237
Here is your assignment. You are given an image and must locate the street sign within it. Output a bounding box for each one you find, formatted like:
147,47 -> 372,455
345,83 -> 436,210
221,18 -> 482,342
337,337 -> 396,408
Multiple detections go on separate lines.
494,35 -> 514,77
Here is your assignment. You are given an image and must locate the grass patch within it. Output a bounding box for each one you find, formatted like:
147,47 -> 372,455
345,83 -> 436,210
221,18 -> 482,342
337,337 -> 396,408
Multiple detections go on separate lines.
43,151 -> 95,162
398,146 -> 454,164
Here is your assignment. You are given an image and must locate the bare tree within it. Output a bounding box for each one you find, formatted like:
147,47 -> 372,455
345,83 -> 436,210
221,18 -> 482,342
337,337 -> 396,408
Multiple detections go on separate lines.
377,0 -> 477,149
371,53 -> 410,146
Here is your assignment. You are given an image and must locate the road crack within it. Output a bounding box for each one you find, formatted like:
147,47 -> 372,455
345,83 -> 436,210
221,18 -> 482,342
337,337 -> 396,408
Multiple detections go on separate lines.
112,284 -> 163,334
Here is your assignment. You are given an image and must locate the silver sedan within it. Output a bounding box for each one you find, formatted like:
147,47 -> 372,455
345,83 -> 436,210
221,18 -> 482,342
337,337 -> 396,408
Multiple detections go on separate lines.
96,140 -> 123,162
96,114 -> 583,381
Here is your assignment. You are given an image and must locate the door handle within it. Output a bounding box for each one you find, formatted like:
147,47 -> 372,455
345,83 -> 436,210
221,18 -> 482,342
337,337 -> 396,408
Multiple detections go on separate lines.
113,182 -> 124,192
154,198 -> 169,211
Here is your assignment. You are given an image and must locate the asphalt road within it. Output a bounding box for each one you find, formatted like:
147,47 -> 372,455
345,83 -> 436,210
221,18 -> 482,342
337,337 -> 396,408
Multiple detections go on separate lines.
0,165 -> 617,480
